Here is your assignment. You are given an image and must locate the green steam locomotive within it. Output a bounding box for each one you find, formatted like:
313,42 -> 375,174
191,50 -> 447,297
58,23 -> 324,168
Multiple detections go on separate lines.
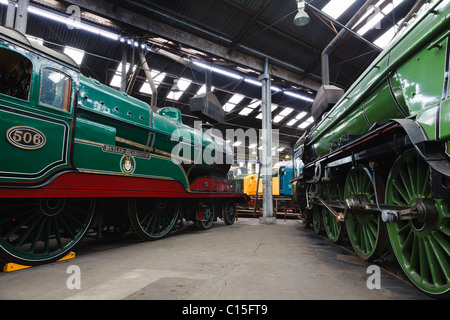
0,26 -> 246,267
293,0 -> 450,297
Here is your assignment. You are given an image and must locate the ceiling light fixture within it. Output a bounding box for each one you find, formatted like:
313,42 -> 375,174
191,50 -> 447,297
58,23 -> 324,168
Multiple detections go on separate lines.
293,0 -> 310,26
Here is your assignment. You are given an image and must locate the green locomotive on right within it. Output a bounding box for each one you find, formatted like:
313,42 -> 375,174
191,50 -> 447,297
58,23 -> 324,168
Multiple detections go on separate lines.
293,0 -> 450,297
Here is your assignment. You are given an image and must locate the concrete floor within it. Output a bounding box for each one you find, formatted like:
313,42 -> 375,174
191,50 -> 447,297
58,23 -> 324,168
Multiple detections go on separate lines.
0,218 -> 429,300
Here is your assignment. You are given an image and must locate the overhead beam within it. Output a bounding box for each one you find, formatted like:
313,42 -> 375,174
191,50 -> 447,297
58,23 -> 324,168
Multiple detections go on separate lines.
61,0 -> 321,92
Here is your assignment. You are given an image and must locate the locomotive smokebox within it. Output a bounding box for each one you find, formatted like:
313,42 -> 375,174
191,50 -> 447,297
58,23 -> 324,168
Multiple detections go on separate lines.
190,92 -> 225,124
311,85 -> 344,120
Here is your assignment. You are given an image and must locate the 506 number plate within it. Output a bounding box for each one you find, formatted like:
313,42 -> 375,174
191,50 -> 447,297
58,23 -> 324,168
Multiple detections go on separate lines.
7,126 -> 46,150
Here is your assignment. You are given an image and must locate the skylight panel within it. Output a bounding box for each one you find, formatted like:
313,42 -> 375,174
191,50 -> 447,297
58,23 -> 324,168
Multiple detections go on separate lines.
239,107 -> 254,116
139,70 -> 166,94
248,100 -> 261,109
373,25 -> 397,49
357,0 -> 405,36
298,116 -> 314,129
64,46 -> 85,65
171,78 -> 191,100
140,82 -> 153,94
296,111 -> 307,120
322,0 -> 357,19
196,84 -> 216,95
298,121 -> 312,129
224,103 -> 236,112
352,0 -> 384,30
279,107 -> 294,117
224,94 -> 245,112
273,115 -> 284,123
110,62 -> 137,88
151,71 -> 166,84
228,94 -> 245,105
255,104 -> 278,119
110,75 -> 123,88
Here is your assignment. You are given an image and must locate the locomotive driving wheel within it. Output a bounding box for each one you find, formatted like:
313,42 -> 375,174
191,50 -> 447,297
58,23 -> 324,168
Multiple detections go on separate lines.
312,205 -> 324,235
129,198 -> 180,240
344,165 -> 386,261
196,200 -> 215,230
386,149 -> 450,297
322,183 -> 345,243
222,200 -> 236,225
0,198 -> 94,266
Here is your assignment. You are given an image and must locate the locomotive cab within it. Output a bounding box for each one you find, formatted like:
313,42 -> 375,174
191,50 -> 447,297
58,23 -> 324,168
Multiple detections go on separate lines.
0,27 -> 79,186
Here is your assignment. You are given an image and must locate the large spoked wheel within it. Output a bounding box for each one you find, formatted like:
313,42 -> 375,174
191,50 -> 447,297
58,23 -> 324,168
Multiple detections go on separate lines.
197,200 -> 215,230
386,149 -> 450,297
0,198 -> 94,266
322,183 -> 345,243
129,198 -> 180,240
222,200 -> 236,225
344,165 -> 386,260
312,205 -> 324,235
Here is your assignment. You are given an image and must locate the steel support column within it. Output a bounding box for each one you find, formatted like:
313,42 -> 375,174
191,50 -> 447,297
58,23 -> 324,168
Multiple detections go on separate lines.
5,0 -> 16,28
14,0 -> 29,34
259,58 -> 276,224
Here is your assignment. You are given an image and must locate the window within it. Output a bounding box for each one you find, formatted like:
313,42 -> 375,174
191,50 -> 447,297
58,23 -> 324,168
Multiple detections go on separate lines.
40,68 -> 72,112
0,47 -> 32,101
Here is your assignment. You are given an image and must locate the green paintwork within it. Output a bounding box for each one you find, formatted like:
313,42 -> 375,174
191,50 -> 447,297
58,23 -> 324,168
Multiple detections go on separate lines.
0,40 -> 78,184
307,0 -> 450,158
76,75 -> 223,180
73,140 -> 190,190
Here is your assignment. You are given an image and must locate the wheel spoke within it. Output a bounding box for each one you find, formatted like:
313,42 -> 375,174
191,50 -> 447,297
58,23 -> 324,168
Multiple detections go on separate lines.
428,235 -> 450,284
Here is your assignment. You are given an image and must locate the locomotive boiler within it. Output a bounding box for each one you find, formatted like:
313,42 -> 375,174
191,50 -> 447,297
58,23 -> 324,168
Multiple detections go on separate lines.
0,26 -> 247,267
293,0 -> 450,297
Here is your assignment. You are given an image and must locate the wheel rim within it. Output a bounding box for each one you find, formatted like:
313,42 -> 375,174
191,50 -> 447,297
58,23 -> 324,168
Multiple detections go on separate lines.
0,198 -> 94,265
130,198 -> 179,240
386,149 -> 450,296
223,200 -> 236,225
322,183 -> 345,243
344,165 -> 385,260
197,201 -> 215,230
